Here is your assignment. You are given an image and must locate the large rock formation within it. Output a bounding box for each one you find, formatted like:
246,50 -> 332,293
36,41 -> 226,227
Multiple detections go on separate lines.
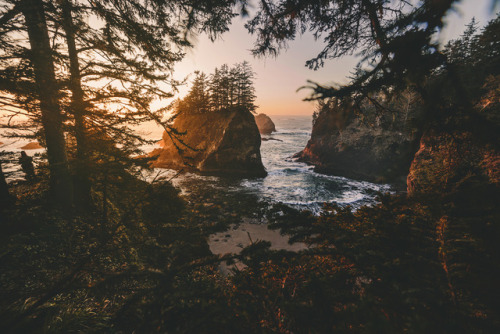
255,113 -> 276,135
151,110 -> 266,177
407,81 -> 500,196
295,98 -> 421,185
407,129 -> 499,196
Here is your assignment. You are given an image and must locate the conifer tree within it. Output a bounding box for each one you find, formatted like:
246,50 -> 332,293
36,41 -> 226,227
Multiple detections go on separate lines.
19,0 -> 74,207
245,0 -> 462,100
183,71 -> 210,113
204,61 -> 257,113
235,61 -> 257,112
1,0 -> 239,207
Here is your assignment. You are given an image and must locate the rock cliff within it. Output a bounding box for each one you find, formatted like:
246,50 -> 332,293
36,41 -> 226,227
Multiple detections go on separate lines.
151,109 -> 266,177
407,129 -> 499,196
295,98 -> 421,185
255,114 -> 276,135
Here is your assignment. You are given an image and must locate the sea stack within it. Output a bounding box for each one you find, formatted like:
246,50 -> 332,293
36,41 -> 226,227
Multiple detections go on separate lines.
255,113 -> 276,135
152,109 -> 266,177
295,99 -> 421,184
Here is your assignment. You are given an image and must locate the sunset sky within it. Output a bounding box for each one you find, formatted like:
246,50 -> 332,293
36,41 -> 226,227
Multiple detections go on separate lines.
173,0 -> 497,116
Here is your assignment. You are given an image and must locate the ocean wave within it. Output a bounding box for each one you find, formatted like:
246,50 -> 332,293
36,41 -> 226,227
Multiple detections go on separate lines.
274,131 -> 311,136
265,166 -> 314,176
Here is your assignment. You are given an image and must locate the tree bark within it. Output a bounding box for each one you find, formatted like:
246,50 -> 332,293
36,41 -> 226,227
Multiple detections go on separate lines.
20,0 -> 74,208
60,0 -> 91,209
0,163 -> 13,211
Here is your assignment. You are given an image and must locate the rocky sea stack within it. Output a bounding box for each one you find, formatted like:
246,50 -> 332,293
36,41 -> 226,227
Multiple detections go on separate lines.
255,113 -> 276,135
295,98 -> 421,185
152,109 -> 266,177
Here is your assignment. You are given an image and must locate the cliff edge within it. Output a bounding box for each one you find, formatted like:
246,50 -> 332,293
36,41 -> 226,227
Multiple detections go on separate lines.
295,98 -> 421,185
151,109 -> 266,177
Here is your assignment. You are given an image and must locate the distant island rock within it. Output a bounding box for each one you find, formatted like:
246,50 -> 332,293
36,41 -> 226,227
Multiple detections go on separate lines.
255,113 -> 276,135
295,99 -> 421,185
151,110 -> 266,177
20,142 -> 43,150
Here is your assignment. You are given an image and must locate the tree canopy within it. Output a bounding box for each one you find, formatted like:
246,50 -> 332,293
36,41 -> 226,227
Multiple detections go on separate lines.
0,0 -> 239,207
245,0 -> 465,99
176,61 -> 257,114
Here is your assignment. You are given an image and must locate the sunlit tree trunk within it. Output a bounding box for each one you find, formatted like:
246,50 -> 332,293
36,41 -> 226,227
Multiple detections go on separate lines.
60,0 -> 91,209
20,0 -> 74,208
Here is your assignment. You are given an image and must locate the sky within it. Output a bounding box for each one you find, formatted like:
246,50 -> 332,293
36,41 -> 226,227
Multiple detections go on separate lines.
171,0 -> 498,116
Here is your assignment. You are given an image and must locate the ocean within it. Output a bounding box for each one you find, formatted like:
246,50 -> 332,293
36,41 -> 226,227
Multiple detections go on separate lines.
2,115 -> 391,213
145,115 -> 391,214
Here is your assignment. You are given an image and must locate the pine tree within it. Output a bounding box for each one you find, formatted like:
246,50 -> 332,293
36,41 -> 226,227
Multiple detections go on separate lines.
245,0 -> 462,101
182,71 -> 210,113
0,0 -> 238,208
205,62 -> 257,113
19,0 -> 74,207
235,61 -> 257,112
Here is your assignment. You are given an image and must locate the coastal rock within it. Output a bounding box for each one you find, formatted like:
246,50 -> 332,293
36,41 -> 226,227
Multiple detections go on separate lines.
20,142 -> 43,150
295,99 -> 421,185
255,113 -> 276,135
152,110 -> 266,177
407,130 -> 499,196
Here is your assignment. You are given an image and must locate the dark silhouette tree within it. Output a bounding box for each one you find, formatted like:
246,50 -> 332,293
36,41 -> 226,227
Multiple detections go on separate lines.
234,60 -> 257,112
19,0 -> 74,207
0,0 -> 240,208
245,0 -> 461,100
50,0 -> 239,207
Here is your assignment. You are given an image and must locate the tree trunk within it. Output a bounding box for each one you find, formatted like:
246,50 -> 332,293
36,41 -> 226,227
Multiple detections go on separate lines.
20,0 -> 74,208
60,0 -> 91,209
0,163 -> 13,211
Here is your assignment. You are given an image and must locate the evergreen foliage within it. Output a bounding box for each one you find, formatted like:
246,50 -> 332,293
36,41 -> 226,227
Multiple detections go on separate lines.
177,61 -> 257,114
244,0 -> 465,101
0,0 -> 238,209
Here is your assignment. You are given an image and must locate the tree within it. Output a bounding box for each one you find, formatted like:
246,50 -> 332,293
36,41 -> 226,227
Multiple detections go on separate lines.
182,71 -> 211,113
50,0 -> 239,206
19,0 -> 74,207
205,62 -> 257,112
57,0 -> 91,207
245,0 -> 461,100
0,0 -> 239,208
209,67 -> 224,111
234,60 -> 257,112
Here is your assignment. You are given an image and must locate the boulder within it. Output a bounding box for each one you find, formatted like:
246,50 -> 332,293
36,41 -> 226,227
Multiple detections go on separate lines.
151,110 -> 266,177
255,113 -> 276,135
